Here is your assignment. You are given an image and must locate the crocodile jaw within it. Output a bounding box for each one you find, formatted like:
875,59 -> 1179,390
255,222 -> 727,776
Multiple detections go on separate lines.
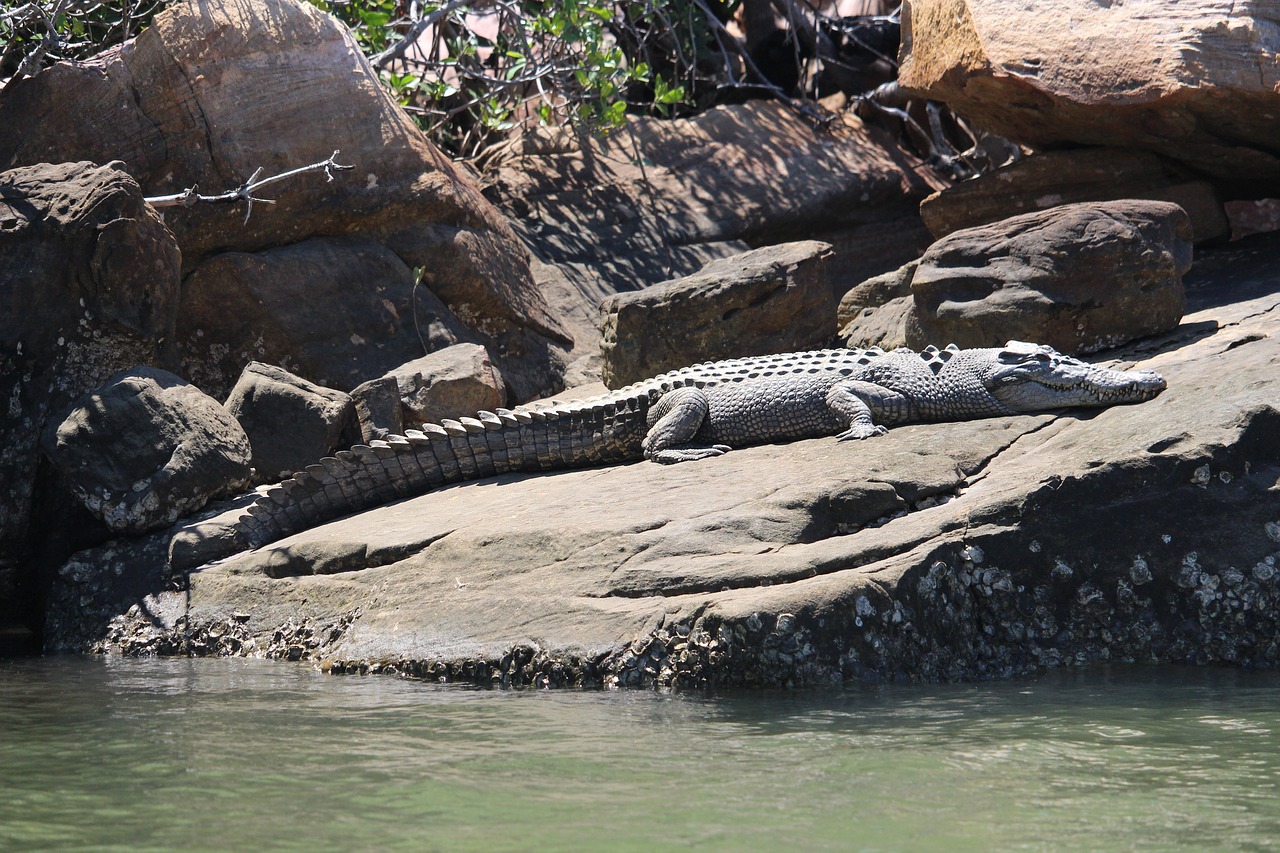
984,343 -> 1167,412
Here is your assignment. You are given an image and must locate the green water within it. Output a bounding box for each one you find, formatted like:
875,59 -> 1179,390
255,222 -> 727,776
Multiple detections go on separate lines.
2,658 -> 1279,852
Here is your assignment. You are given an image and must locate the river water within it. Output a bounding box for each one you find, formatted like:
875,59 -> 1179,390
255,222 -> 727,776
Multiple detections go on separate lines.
2,657 -> 1279,851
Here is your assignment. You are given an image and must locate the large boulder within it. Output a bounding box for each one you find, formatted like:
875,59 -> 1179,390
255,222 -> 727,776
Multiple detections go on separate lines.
484,102 -> 941,372
599,241 -> 836,388
0,160 -> 180,633
0,0 -> 569,399
898,0 -> 1280,194
41,367 -> 252,534
174,236 -> 475,399
907,200 -> 1192,353
223,363 -> 355,485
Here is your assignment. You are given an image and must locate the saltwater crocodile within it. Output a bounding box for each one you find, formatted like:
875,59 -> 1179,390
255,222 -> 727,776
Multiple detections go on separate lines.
189,342 -> 1164,567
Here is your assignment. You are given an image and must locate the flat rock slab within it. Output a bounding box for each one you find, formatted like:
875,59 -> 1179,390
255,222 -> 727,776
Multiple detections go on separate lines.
51,239 -> 1280,688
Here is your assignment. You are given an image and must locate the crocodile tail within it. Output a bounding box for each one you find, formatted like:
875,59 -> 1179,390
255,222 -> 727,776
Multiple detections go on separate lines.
231,389 -> 653,551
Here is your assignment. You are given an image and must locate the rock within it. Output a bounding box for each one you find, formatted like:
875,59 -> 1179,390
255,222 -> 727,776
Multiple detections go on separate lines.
223,363 -> 354,484
837,259 -> 918,350
484,101 -> 943,367
898,0 -> 1280,191
919,149 -> 1230,244
41,367 -> 252,534
599,241 -> 836,388
907,200 -> 1191,353
839,295 -> 916,350
385,344 -> 506,426
0,160 -> 180,631
47,238 -> 1280,685
1225,199 -> 1280,241
350,377 -> 403,443
173,236 -> 476,400
0,0 -> 568,399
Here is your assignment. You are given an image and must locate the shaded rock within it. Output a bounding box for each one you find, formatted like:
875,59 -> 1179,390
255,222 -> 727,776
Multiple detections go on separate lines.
484,101 -> 943,366
223,363 -> 354,485
600,241 -> 835,388
0,160 -> 180,631
385,344 -> 506,426
350,377 -> 403,443
173,236 -> 474,400
837,259 -> 917,349
920,148 -> 1229,244
908,200 -> 1191,353
41,367 -> 251,534
898,0 -> 1280,193
1225,198 -> 1280,241
0,0 -> 568,398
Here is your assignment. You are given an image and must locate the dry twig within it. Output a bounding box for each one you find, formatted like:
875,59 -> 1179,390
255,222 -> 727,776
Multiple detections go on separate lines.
144,151 -> 355,224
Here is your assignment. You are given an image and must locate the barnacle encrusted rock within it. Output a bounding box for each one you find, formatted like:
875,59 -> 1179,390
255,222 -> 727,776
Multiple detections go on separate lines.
41,238 -> 1280,687
0,160 -> 181,634
42,368 -> 252,534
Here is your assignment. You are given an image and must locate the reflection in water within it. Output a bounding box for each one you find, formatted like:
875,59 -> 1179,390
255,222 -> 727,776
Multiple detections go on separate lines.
2,658 -> 1279,851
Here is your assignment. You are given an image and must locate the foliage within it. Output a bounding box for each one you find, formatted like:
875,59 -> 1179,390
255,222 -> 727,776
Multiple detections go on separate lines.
3,0 -> 995,178
309,0 -> 721,159
0,0 -> 169,80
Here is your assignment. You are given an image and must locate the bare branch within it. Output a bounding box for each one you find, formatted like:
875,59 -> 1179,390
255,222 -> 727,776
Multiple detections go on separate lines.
144,151 -> 355,224
371,0 -> 474,71
1,0 -> 66,96
690,0 -> 835,128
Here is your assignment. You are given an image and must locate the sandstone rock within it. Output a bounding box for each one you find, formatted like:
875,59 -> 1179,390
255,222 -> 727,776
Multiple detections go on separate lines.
385,344 -> 506,426
46,239 -> 1280,686
223,363 -> 354,485
837,259 -> 918,328
600,241 -> 836,388
919,149 -> 1229,244
41,367 -> 252,534
0,160 -> 180,632
837,260 -> 919,350
174,236 -> 475,399
0,0 -> 568,398
350,377 -> 403,443
1225,198 -> 1280,241
907,200 -> 1191,353
898,0 -> 1280,191
484,101 -> 943,364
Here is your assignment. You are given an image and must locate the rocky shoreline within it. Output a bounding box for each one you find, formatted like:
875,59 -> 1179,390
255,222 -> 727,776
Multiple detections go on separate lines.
40,237 -> 1280,687
6,0 -> 1280,687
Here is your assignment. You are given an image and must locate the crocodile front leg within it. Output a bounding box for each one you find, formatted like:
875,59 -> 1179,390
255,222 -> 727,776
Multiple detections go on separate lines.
642,387 -> 732,464
827,380 -> 905,440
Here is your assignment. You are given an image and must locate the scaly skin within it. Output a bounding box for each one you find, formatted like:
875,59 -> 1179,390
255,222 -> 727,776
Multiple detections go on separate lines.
204,342 -> 1165,565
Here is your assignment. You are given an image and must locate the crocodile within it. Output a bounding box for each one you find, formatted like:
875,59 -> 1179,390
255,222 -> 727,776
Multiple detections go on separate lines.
184,341 -> 1165,568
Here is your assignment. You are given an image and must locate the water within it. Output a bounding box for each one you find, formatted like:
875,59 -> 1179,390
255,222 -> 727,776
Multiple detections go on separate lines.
2,658 -> 1280,852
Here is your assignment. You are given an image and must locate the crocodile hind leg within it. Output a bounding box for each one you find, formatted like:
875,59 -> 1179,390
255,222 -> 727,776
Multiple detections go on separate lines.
642,387 -> 732,464
826,380 -> 906,440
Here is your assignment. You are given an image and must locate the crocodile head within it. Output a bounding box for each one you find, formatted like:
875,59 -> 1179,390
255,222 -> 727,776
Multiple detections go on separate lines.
984,341 -> 1167,412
